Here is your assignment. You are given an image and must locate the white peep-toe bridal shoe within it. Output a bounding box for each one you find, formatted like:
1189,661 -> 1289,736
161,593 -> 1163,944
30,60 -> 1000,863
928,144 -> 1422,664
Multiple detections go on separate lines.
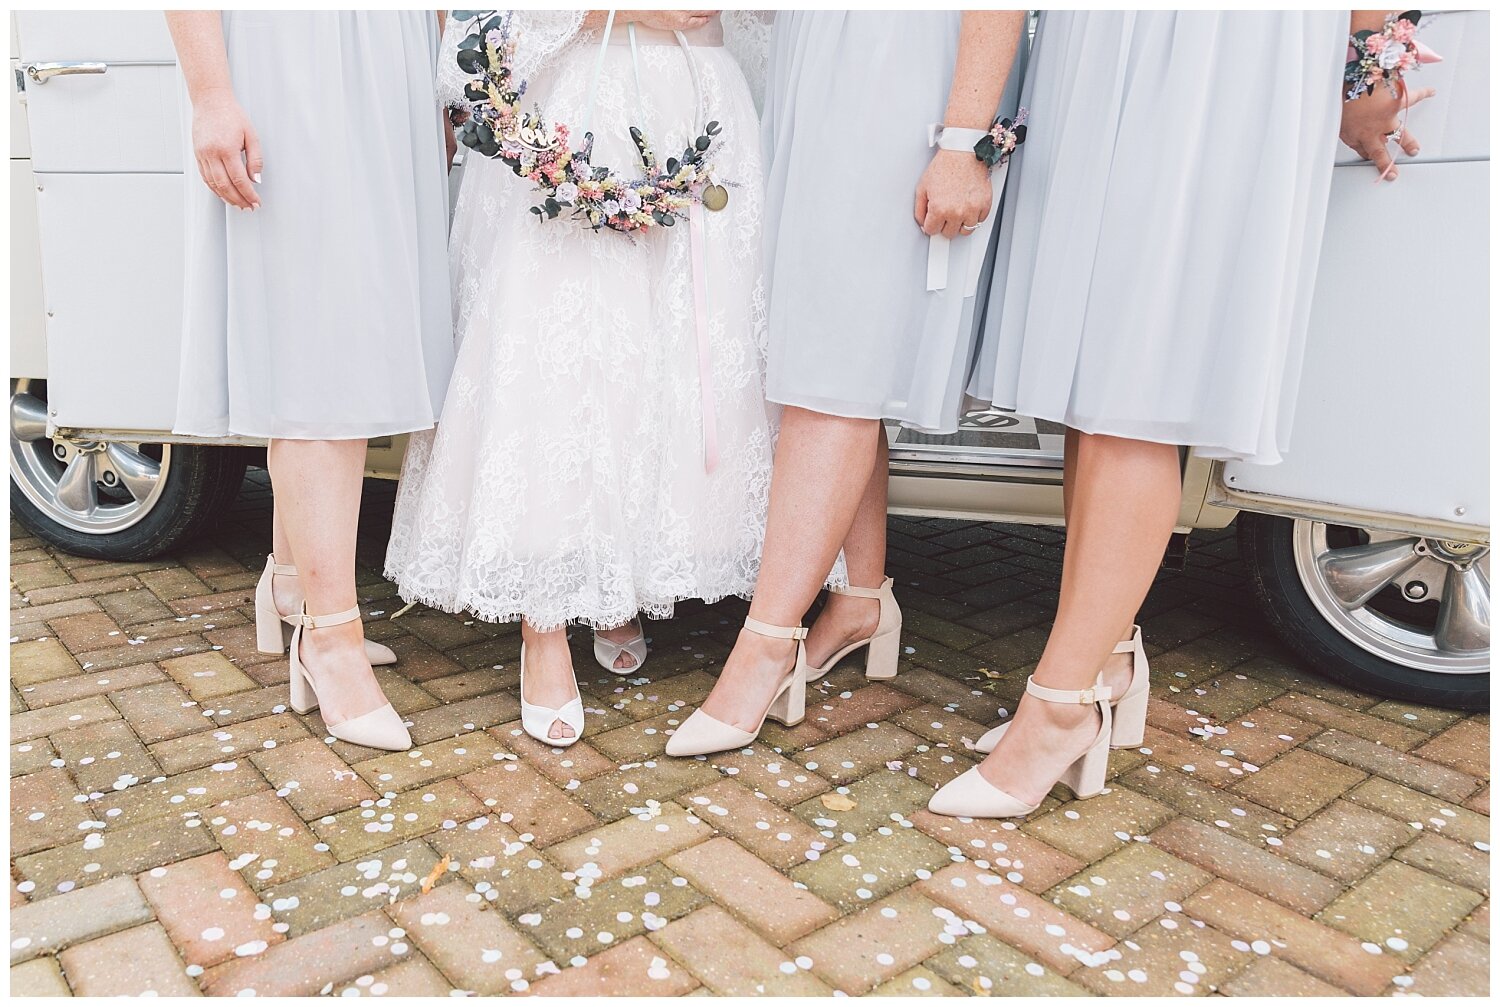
255,556 -> 397,666
287,603 -> 411,752
928,675 -> 1113,819
593,619 -> 648,674
973,626 -> 1149,754
520,642 -> 586,747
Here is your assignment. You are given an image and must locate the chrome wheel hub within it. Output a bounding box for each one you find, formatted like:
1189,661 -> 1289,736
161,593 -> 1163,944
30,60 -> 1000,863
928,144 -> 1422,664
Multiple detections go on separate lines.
1295,519 -> 1489,675
9,379 -> 171,534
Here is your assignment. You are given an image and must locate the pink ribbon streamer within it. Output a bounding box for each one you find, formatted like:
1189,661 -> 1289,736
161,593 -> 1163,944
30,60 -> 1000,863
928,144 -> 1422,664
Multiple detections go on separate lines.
689,202 -> 718,473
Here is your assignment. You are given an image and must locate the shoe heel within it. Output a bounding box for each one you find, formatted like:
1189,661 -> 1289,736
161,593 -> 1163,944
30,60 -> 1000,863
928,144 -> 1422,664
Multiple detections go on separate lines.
1059,729 -> 1111,799
1111,686 -> 1148,750
864,626 -> 901,680
255,590 -> 287,656
766,676 -> 806,728
252,567 -> 283,660
288,631 -> 318,716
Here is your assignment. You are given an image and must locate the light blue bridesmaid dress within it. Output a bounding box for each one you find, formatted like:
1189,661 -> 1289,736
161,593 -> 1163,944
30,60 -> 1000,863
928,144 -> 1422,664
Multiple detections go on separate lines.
760,12 -> 1024,434
175,11 -> 453,440
967,11 -> 1347,464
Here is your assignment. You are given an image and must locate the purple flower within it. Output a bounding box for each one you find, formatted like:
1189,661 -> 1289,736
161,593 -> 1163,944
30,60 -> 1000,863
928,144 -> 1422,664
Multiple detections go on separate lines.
601,199 -> 621,216
621,189 -> 642,213
555,181 -> 579,203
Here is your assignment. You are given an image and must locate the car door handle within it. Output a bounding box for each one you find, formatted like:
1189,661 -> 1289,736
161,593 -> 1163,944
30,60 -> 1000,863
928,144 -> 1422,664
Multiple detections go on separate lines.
24,62 -> 108,84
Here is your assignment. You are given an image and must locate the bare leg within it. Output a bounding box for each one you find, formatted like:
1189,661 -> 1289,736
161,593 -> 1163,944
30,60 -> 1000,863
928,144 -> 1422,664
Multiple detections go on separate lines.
1063,426 -> 1138,687
978,433 -> 1179,803
266,438 -> 389,726
699,407 -> 882,731
521,621 -> 578,740
1062,426 -> 1078,523
805,427 -> 888,668
269,505 -> 303,614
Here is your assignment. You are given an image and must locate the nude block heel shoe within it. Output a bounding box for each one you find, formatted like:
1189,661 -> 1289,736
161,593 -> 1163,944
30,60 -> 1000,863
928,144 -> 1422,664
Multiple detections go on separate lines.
255,558 -> 297,655
809,576 -> 902,683
928,675 -> 1113,819
287,603 -> 411,751
973,626 -> 1150,754
254,556 -> 398,666
665,618 -> 810,758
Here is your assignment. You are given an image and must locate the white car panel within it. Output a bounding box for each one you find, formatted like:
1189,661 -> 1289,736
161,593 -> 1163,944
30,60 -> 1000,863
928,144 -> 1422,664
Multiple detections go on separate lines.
22,62 -> 182,173
15,10 -> 174,63
1223,10 -> 1488,538
35,173 -> 183,431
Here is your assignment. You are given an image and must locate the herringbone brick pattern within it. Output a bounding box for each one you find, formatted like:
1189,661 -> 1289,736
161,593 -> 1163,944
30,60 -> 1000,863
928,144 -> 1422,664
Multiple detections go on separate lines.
9,475 -> 1489,996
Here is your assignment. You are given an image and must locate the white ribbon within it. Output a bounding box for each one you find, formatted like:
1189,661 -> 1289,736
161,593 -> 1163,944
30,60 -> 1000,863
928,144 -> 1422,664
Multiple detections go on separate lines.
582,14 -> 717,473
925,124 -> 1008,295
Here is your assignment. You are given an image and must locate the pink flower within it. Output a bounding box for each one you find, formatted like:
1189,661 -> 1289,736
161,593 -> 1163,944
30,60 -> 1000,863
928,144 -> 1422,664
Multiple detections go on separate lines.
1391,18 -> 1416,43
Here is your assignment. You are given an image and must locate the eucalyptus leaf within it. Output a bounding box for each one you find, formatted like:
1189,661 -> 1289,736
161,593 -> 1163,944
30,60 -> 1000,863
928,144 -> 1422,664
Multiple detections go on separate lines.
456,48 -> 489,74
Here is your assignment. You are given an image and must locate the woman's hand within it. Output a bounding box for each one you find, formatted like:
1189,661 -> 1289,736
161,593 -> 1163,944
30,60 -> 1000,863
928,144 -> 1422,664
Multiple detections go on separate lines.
190,87 -> 262,210
915,149 -> 993,239
1340,84 -> 1436,182
630,10 -> 718,33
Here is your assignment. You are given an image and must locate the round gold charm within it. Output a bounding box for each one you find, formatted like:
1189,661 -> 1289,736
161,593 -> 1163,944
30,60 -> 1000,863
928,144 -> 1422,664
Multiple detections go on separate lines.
702,184 -> 729,212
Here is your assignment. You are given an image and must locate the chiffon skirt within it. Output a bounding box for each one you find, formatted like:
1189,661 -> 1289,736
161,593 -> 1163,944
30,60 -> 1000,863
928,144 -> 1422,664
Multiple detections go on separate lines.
175,11 -> 453,440
966,11 -> 1346,464
761,12 -> 1024,433
385,32 -> 784,631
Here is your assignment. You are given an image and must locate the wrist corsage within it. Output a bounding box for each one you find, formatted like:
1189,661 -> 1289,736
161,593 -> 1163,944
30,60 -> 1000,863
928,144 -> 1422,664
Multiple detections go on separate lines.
974,109 -> 1028,168
1345,10 -> 1431,102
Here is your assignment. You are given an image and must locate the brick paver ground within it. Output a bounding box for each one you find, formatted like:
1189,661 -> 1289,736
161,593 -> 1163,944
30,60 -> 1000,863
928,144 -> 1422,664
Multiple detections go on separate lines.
9,474 -> 1490,996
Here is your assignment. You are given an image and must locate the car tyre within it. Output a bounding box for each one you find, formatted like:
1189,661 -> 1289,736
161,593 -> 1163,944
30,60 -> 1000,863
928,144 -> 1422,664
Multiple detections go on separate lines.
1239,512 -> 1488,711
10,379 -> 247,561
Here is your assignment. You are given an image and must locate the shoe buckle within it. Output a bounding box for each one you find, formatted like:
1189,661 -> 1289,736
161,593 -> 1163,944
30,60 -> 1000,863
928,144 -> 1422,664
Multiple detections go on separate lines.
1077,687 -> 1096,704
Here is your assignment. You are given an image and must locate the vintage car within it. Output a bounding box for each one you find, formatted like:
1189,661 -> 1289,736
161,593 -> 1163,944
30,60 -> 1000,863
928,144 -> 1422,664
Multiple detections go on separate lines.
8,11 -> 1489,708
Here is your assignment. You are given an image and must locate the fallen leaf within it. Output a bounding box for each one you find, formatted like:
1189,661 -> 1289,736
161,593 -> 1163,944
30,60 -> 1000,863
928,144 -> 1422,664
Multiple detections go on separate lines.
820,793 -> 857,812
421,854 -> 451,893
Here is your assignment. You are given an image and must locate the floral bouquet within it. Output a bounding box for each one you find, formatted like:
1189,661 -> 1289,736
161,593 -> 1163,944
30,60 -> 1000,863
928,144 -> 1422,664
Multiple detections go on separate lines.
451,10 -> 725,233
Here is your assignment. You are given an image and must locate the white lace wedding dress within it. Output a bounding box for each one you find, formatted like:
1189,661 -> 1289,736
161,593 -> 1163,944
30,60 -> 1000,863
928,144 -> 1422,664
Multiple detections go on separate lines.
385,12 -> 791,631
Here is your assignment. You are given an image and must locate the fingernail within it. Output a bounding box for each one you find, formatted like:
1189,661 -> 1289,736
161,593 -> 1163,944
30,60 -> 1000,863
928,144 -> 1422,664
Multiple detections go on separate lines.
252,173 -> 262,184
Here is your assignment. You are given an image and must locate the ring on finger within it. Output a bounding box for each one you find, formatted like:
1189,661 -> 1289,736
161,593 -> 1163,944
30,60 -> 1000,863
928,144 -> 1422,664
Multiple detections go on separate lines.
959,222 -> 978,234
1386,128 -> 1403,143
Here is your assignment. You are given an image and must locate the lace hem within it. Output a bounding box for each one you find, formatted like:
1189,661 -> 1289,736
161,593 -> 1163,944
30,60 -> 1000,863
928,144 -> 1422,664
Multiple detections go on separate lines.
384,567 -> 758,633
